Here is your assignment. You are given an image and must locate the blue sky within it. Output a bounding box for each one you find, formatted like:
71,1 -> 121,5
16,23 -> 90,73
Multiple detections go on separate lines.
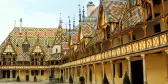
0,0 -> 99,44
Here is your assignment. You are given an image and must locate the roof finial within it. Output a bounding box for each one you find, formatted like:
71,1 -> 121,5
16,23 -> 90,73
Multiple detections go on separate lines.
65,23 -> 68,34
68,16 -> 71,31
58,13 -> 63,28
19,18 -> 22,33
68,16 -> 71,47
78,4 -> 82,23
73,14 -> 75,30
25,31 -> 28,40
14,20 -> 16,28
82,5 -> 85,22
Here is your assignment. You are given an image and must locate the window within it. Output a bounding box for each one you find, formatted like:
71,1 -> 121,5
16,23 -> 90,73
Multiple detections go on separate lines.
56,49 -> 58,53
118,63 -> 123,78
133,35 -> 136,41
23,44 -> 29,52
106,26 -> 111,39
154,23 -> 161,33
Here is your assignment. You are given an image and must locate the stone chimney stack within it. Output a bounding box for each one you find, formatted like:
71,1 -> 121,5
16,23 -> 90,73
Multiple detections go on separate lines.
87,2 -> 95,16
19,18 -> 22,33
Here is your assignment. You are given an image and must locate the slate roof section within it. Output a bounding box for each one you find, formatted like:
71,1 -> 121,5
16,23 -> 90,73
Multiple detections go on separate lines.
101,0 -> 126,22
0,27 -> 68,61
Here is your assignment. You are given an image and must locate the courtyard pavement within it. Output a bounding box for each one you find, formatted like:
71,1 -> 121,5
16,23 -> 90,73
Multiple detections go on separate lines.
0,81 -> 69,84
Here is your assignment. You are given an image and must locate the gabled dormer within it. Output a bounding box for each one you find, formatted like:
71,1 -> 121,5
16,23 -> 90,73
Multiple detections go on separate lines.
31,38 -> 44,54
1,36 -> 17,65
30,37 -> 45,65
2,39 -> 16,54
97,0 -> 126,40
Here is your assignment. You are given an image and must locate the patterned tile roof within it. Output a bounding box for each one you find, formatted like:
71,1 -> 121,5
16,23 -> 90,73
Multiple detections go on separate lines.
80,17 -> 97,38
0,27 -> 68,61
71,32 -> 78,44
101,0 -> 126,22
80,23 -> 97,38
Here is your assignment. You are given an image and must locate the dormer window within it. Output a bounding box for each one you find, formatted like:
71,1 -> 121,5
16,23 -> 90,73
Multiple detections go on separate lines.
52,45 -> 61,54
23,44 -> 30,52
56,49 -> 58,53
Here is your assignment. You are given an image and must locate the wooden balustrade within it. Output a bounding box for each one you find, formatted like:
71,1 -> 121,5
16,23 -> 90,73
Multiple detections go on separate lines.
61,31 -> 168,67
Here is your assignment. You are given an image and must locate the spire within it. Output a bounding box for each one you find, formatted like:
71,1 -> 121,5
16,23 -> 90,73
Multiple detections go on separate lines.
68,16 -> 71,31
65,23 -> 68,33
19,18 -> 22,33
14,20 -> 16,28
37,33 -> 39,42
58,13 -> 63,28
25,31 -> 28,40
78,4 -> 82,23
82,5 -> 85,22
73,14 -> 75,30
68,16 -> 71,47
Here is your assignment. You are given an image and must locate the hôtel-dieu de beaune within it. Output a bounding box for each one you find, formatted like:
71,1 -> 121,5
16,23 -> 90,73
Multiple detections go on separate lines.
0,0 -> 168,84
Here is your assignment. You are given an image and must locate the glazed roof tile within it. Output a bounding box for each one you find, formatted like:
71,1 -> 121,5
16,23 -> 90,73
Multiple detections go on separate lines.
101,0 -> 126,22
0,27 -> 68,61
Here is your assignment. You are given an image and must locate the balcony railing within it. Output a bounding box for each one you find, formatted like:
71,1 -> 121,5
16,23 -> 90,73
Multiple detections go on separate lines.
61,30 -> 168,68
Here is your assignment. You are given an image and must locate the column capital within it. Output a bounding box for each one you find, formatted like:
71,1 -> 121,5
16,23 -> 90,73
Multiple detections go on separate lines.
110,60 -> 113,63
165,50 -> 168,54
141,54 -> 145,58
126,57 -> 131,60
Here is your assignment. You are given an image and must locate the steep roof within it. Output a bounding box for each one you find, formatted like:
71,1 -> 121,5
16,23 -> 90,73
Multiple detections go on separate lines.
80,17 -> 97,38
101,0 -> 126,22
0,27 -> 68,61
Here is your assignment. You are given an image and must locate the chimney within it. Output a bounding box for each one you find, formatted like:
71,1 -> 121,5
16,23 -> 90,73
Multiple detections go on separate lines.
19,18 -> 22,33
87,2 -> 95,16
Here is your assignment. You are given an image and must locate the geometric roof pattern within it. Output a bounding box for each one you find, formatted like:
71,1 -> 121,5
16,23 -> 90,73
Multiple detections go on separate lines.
71,32 -> 78,45
81,23 -> 97,38
101,0 -> 126,22
0,27 -> 68,61
80,17 -> 97,38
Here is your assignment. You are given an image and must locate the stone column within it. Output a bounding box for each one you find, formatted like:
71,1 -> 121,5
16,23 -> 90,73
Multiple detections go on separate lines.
102,62 -> 105,78
39,70 -> 41,81
71,67 -> 73,78
0,70 -> 2,79
29,70 -> 31,81
110,61 -> 115,84
93,64 -> 96,84
63,68 -> 65,81
19,70 -> 20,77
141,54 -> 147,84
68,68 -> 69,80
81,66 -> 83,76
60,68 -> 62,78
87,65 -> 90,84
127,57 -> 132,82
10,70 -> 12,81
75,66 -> 78,83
